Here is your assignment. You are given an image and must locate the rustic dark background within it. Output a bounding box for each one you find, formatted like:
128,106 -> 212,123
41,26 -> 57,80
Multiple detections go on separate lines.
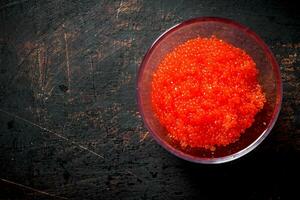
0,0 -> 299,199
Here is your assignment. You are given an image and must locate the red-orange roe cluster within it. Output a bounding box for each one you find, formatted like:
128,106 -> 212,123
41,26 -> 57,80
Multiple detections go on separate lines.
151,36 -> 266,149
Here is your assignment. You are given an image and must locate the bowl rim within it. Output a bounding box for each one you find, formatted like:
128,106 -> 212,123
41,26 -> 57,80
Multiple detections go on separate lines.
136,17 -> 283,164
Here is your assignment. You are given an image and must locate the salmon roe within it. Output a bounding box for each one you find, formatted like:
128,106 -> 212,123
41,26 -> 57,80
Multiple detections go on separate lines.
151,36 -> 266,149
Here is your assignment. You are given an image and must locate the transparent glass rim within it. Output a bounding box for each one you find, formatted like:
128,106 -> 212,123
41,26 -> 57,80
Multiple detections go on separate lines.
136,17 -> 283,164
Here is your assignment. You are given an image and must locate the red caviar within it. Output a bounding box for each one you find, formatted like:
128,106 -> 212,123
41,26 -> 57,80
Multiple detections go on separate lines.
151,36 -> 266,149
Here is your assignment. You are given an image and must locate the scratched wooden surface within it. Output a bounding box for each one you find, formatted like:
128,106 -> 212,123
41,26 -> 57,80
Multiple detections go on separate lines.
0,0 -> 299,199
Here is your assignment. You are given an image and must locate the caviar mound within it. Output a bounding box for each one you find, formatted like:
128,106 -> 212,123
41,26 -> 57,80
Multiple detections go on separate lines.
151,36 -> 266,149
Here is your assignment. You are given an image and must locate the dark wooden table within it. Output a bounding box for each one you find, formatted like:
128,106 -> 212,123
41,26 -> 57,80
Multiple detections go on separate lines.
0,0 -> 299,199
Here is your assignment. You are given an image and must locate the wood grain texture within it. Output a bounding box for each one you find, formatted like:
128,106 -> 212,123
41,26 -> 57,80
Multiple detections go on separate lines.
0,0 -> 299,199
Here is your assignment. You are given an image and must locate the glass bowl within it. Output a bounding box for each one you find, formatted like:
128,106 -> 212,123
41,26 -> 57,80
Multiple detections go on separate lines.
136,17 -> 282,164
